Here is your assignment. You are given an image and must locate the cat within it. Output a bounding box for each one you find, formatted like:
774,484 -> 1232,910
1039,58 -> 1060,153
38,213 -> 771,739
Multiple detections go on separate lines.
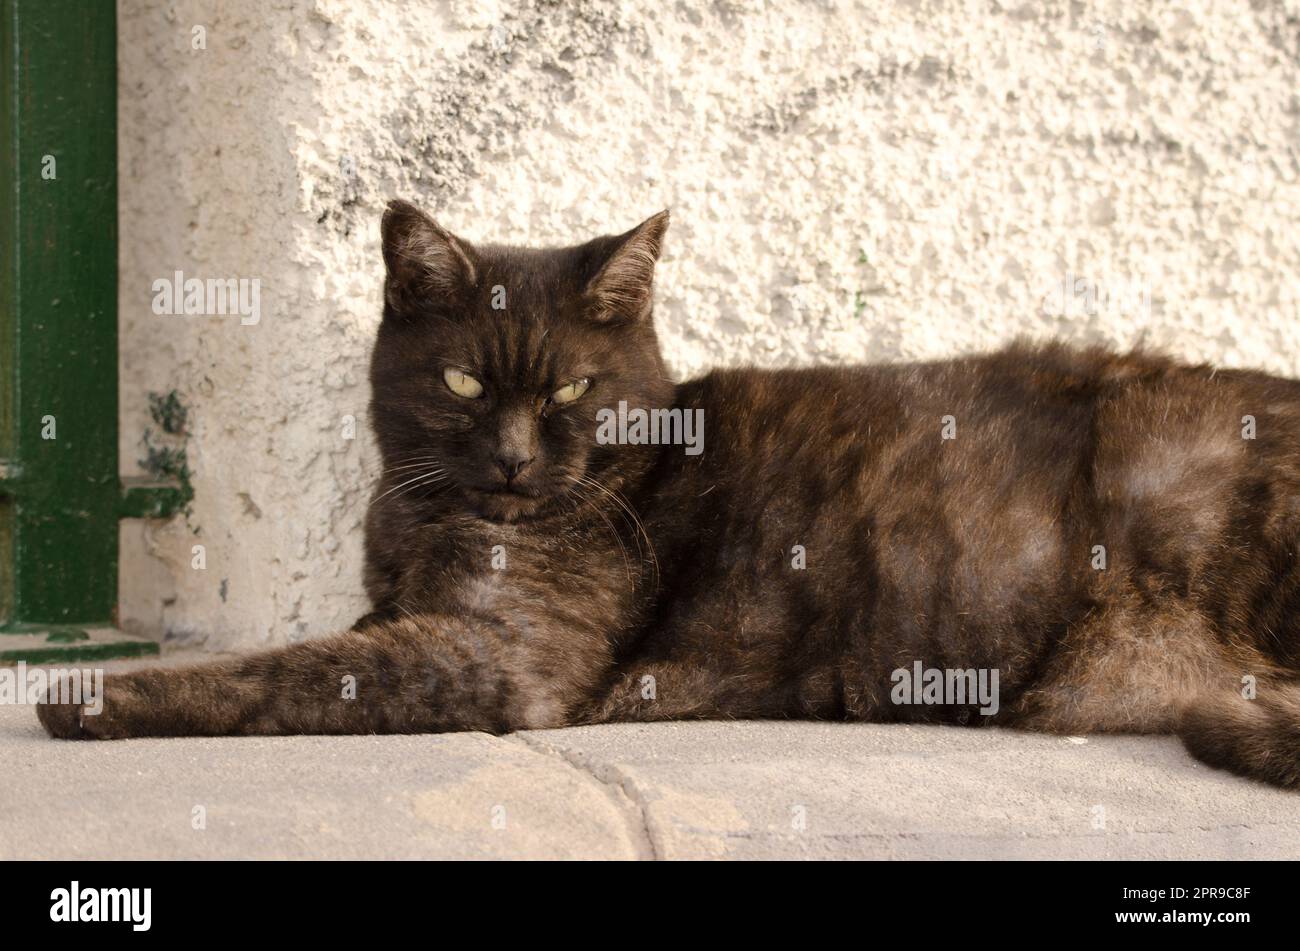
38,199 -> 1300,790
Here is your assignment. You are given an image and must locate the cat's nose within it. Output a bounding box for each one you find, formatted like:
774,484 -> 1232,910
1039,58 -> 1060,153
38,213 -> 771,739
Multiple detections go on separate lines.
494,453 -> 534,482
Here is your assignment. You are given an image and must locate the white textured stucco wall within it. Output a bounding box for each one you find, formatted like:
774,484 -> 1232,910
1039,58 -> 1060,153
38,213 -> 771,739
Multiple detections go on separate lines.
117,0 -> 1300,649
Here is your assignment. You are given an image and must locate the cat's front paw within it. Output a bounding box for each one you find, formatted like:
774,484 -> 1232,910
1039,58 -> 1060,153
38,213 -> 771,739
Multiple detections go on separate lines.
37,673 -> 128,740
36,680 -> 90,739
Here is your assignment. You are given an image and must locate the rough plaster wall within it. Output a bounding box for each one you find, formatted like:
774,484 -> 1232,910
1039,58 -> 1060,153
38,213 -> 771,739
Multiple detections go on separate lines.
118,0 -> 1300,649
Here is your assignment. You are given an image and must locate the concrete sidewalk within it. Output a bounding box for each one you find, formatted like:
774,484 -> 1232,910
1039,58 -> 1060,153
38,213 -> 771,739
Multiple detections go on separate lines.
2,655 -> 1297,859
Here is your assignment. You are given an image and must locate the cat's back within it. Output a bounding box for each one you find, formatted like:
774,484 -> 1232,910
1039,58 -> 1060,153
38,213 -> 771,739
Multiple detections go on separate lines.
667,341 -> 1156,489
655,340 -> 1300,550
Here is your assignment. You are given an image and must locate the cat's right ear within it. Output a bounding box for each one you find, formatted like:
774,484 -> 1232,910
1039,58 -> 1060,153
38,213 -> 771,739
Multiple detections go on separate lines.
380,199 -> 478,317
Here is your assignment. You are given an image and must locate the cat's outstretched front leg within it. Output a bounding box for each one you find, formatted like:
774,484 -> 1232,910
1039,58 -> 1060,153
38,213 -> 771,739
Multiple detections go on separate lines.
37,614 -> 597,739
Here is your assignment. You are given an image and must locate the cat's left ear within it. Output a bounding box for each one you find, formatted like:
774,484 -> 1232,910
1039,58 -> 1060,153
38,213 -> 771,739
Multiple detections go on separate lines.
585,210 -> 670,322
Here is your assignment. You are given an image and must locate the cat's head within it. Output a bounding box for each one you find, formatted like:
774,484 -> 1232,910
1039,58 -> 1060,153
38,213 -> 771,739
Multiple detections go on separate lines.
369,199 -> 674,523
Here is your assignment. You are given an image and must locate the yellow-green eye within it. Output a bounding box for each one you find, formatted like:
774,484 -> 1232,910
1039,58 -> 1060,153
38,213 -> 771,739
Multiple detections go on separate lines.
551,378 -> 590,405
443,368 -> 484,399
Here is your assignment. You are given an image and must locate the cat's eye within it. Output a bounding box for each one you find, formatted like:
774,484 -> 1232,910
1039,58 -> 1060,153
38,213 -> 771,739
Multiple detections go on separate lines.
443,368 -> 484,399
550,378 -> 590,405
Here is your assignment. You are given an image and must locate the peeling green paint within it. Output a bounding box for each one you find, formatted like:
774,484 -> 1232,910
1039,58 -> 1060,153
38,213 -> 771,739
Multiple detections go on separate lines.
138,389 -> 195,522
148,389 -> 188,436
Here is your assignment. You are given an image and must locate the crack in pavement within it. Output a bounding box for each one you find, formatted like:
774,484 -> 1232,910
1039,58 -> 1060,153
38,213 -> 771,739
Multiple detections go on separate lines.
506,732 -> 660,861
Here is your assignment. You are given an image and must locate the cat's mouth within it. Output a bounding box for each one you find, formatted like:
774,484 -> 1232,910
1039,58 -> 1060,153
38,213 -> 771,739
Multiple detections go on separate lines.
466,485 -> 550,523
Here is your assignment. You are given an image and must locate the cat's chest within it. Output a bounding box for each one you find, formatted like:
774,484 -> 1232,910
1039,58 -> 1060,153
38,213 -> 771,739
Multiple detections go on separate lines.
401,517 -> 639,621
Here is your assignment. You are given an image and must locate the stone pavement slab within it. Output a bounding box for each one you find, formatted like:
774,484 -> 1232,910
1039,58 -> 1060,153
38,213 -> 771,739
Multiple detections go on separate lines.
1,655 -> 1296,859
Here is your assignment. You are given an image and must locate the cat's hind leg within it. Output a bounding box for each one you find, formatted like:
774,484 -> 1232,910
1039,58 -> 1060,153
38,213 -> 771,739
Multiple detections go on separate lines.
1002,604 -> 1300,790
1004,600 -> 1257,737
1179,680 -> 1300,788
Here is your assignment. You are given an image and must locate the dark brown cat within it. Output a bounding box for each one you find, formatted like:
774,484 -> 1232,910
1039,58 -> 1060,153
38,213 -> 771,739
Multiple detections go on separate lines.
38,200 -> 1300,789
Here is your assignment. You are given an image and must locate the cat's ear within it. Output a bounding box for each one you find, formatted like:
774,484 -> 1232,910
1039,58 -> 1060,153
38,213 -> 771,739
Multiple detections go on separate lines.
585,210 -> 669,322
381,199 -> 478,316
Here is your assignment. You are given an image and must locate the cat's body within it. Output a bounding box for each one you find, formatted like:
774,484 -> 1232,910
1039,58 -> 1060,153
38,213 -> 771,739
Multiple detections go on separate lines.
39,203 -> 1300,789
